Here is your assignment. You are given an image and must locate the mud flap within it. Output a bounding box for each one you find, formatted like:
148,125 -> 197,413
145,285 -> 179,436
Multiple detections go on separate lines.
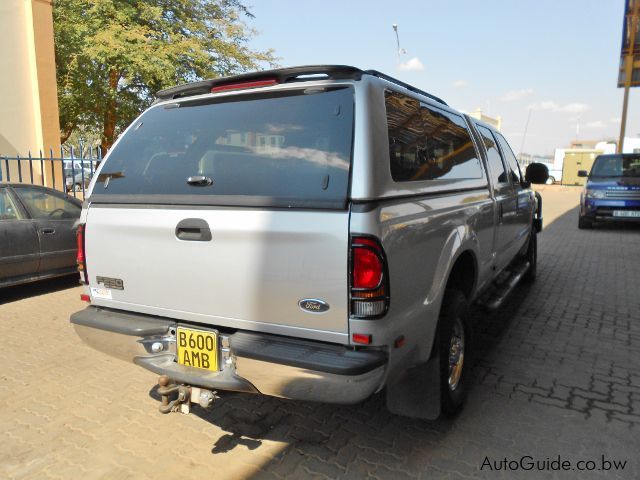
386,354 -> 441,420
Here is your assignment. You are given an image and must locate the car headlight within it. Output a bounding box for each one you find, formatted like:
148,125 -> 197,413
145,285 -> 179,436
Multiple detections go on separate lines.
586,189 -> 606,199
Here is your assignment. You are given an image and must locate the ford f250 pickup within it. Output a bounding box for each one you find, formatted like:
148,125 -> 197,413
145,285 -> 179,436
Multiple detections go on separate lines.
70,66 -> 549,419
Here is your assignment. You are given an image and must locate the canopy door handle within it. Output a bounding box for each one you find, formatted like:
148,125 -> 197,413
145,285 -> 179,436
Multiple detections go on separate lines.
175,218 -> 212,241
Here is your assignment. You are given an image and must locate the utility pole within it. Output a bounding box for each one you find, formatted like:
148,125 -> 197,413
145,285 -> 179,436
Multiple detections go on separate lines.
618,0 -> 640,153
519,108 -> 532,158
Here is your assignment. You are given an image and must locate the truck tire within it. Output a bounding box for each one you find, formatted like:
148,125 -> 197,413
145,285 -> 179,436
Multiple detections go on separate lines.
439,289 -> 471,415
523,231 -> 537,283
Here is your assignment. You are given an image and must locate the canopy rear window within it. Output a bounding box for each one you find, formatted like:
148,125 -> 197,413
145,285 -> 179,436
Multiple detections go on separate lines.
90,86 -> 354,209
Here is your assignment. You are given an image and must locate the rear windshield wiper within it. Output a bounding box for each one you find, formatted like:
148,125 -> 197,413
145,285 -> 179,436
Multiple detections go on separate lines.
96,171 -> 125,189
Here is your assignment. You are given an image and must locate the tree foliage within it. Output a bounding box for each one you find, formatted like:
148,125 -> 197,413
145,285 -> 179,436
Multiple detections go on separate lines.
53,0 -> 277,151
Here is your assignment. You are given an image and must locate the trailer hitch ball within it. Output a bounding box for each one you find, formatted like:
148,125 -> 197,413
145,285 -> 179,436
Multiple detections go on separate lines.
158,375 -> 170,388
156,375 -> 217,414
198,389 -> 216,408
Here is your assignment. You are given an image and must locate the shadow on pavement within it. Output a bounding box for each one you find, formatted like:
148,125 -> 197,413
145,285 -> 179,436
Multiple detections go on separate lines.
0,273 -> 79,306
145,205 -> 640,477
145,274 -> 535,474
588,221 -> 640,231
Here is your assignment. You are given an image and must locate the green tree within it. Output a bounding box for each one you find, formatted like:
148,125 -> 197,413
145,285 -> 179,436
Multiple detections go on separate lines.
53,0 -> 276,152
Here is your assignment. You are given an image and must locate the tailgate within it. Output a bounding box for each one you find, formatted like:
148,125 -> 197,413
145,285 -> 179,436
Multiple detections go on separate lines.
85,206 -> 350,338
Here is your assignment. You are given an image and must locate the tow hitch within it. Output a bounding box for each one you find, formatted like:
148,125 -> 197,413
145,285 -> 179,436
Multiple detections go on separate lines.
157,375 -> 218,414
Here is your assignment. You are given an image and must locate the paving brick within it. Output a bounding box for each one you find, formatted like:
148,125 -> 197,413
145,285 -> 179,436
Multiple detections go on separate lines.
591,401 -> 628,414
610,412 -> 640,426
372,465 -> 419,480
611,391 -> 631,407
551,385 -> 571,401
591,380 -> 611,395
530,394 -> 568,409
571,389 -> 609,402
3,186 -> 640,479
568,396 -> 590,413
300,456 -> 346,479
514,384 -> 549,396
495,381 -> 515,397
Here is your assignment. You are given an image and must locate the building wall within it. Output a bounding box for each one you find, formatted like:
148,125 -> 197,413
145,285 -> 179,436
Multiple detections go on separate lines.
32,0 -> 61,152
467,109 -> 502,132
0,0 -> 61,185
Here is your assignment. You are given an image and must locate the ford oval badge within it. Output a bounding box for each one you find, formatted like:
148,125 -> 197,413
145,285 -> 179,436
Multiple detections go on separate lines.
299,299 -> 330,314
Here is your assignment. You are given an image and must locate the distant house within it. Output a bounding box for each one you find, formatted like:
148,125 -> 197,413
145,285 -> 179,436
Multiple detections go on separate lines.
467,109 -> 502,132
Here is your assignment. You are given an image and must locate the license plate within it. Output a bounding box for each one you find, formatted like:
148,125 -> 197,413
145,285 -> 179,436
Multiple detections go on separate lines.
613,210 -> 640,218
176,327 -> 219,371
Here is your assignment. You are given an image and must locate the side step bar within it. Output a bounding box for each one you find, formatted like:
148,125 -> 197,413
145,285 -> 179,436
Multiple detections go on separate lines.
478,261 -> 530,311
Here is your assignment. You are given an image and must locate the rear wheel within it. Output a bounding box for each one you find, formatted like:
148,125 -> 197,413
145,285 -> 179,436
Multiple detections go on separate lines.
438,289 -> 471,416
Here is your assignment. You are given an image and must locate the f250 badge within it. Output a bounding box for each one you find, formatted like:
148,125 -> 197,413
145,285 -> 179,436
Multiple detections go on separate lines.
298,299 -> 330,314
96,276 -> 124,290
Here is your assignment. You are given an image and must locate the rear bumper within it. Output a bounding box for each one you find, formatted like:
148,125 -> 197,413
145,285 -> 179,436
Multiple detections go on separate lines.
71,306 -> 387,404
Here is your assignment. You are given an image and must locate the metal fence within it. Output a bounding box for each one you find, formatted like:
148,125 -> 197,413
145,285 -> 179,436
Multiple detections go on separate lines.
0,144 -> 102,199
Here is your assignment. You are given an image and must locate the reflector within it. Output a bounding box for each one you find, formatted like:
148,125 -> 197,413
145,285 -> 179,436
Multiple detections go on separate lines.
76,224 -> 88,284
352,333 -> 372,345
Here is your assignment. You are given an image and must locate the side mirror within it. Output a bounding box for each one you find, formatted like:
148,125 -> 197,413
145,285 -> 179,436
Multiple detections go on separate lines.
577,170 -> 588,178
525,162 -> 550,185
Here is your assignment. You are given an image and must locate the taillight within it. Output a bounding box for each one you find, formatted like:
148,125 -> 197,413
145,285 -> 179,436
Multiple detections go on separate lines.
76,224 -> 88,284
350,236 -> 389,318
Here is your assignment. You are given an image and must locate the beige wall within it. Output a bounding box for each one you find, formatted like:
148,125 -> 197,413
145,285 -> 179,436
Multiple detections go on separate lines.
32,0 -> 61,152
0,0 -> 61,186
468,108 -> 502,132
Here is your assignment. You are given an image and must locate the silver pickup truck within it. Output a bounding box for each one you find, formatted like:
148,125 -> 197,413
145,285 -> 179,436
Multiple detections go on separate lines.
71,66 -> 548,419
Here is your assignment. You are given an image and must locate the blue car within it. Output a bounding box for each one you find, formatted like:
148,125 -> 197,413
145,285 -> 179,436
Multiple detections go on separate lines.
578,153 -> 640,229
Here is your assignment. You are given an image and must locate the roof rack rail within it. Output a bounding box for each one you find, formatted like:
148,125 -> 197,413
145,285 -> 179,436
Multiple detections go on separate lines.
363,70 -> 447,106
155,65 -> 364,101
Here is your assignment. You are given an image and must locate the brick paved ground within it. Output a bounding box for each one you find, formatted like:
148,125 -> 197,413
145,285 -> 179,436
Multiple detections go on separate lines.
1,185 -> 639,479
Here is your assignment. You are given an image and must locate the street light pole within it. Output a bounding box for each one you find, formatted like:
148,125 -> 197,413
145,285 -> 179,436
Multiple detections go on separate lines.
392,24 -> 400,62
392,24 -> 406,62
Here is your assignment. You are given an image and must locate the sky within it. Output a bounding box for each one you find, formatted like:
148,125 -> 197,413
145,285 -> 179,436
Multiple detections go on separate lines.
245,0 -> 639,156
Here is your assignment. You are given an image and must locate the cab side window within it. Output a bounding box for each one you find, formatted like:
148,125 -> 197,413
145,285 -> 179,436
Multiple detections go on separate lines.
476,125 -> 509,188
386,91 -> 484,182
494,133 -> 522,184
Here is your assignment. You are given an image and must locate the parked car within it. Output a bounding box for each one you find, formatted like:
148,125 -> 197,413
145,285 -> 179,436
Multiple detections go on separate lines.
578,153 -> 640,228
65,171 -> 89,192
64,160 -> 94,192
0,183 -> 81,288
70,66 -> 548,419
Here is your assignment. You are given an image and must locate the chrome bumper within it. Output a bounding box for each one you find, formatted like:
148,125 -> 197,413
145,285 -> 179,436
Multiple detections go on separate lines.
71,307 -> 386,404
